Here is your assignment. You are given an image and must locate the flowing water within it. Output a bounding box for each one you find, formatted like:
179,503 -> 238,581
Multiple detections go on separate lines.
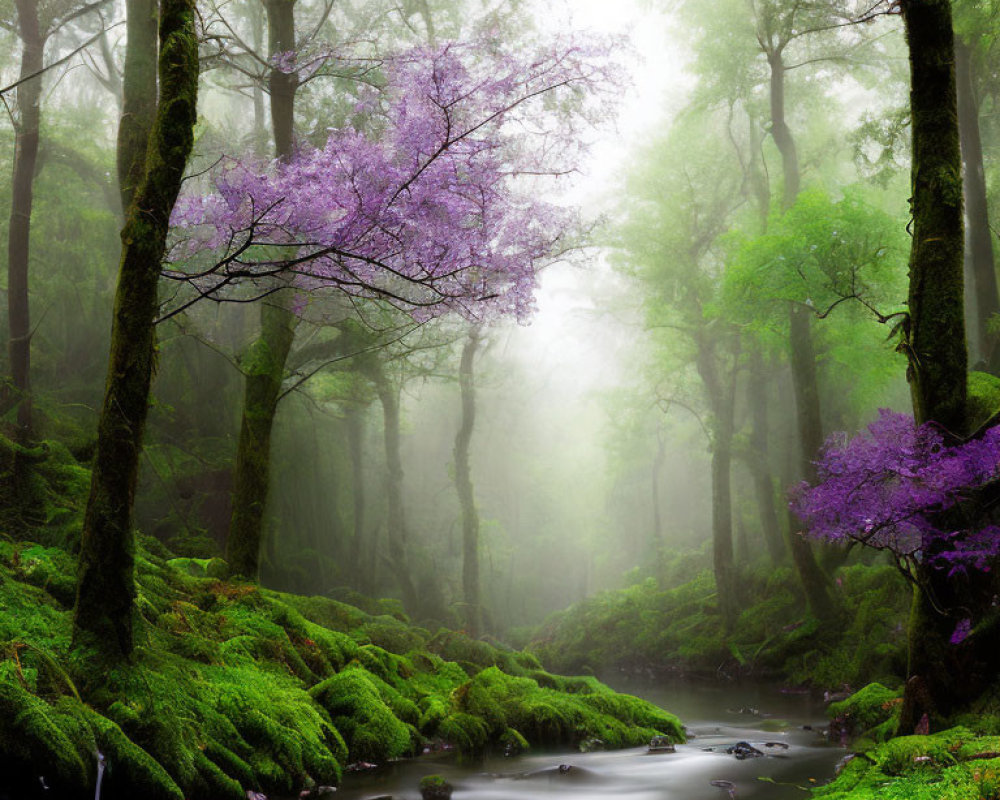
330,681 -> 845,800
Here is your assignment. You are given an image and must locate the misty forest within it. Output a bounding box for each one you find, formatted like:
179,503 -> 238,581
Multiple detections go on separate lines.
6,0 -> 1000,798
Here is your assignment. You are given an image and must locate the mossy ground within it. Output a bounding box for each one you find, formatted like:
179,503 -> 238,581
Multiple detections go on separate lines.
0,532 -> 682,800
813,726 -> 1000,799
529,555 -> 910,689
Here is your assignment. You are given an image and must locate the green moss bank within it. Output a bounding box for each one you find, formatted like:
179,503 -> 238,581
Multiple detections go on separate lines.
0,538 -> 682,800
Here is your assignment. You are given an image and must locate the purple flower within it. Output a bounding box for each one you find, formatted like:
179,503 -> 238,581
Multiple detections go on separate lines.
791,410 -> 1000,571
950,618 -> 972,645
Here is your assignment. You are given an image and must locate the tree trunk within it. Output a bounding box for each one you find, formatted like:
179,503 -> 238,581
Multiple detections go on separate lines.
117,0 -> 159,212
695,331 -> 736,628
746,348 -> 785,564
226,300 -> 297,578
6,0 -> 44,439
651,428 -> 667,577
345,404 -> 369,593
787,304 -> 837,620
369,363 -> 419,613
767,52 -> 799,211
74,0 -> 198,658
765,46 -> 835,620
898,0 -> 969,732
454,328 -> 482,635
225,0 -> 300,580
956,38 -> 1000,372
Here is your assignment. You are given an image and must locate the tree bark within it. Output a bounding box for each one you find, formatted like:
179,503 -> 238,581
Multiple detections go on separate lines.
767,51 -> 799,211
74,0 -> 199,658
6,0 -> 44,439
117,0 -> 159,212
226,300 -> 297,578
898,0 -> 969,733
367,361 -> 419,613
454,327 -> 482,635
956,38 -> 1000,372
225,0 -> 300,580
903,2 -> 967,434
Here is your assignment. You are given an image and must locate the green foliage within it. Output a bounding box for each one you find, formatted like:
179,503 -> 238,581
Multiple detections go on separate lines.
530,557 -> 909,688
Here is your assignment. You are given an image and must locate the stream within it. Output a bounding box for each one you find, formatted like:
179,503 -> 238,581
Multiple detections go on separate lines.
329,681 -> 846,800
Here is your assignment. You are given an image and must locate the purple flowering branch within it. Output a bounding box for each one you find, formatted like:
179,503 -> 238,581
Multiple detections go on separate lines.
166,35 -> 620,325
791,410 -> 1000,585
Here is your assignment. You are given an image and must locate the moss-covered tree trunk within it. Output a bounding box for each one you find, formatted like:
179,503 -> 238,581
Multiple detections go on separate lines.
117,0 -> 159,212
956,38 -> 1000,372
6,0 -> 44,439
898,0 -> 969,734
73,0 -> 199,657
225,0 -> 301,580
454,327 -> 482,636
226,301 -> 297,578
367,361 -> 419,613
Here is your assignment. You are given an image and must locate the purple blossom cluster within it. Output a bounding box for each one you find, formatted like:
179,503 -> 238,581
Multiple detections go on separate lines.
791,409 -> 1000,574
169,36 -> 618,323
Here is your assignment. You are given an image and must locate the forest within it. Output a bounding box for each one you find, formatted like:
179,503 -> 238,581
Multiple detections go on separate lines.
2,0 -> 1000,798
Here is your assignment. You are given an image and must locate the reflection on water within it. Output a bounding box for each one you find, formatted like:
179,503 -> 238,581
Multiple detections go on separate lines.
330,682 -> 843,800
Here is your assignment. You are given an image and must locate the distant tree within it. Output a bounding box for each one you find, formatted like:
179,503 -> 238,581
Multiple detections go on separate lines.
1,0 -> 114,439
172,35 -> 616,584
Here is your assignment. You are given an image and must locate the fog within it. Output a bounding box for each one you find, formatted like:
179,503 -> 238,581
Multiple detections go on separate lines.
1,0 -> 919,638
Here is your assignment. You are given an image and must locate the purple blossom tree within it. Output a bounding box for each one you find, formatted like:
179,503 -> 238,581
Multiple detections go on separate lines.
167,33 -> 618,583
167,36 -> 617,324
791,409 -> 1000,576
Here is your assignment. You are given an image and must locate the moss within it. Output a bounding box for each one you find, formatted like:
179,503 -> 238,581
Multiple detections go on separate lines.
2,526 -> 683,798
829,683 -> 902,739
309,668 -> 413,762
966,371 -> 1000,430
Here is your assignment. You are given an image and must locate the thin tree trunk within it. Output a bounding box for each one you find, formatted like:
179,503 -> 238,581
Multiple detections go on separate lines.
6,0 -> 44,439
767,52 -> 799,210
225,0 -> 300,580
369,363 -> 419,613
651,428 -> 666,577
765,46 -> 835,620
117,0 -> 159,212
74,0 -> 199,658
746,348 -> 785,564
695,332 -> 736,628
787,304 -> 837,620
346,405 -> 368,592
956,39 -> 1000,372
454,328 -> 482,635
226,300 -> 297,578
899,0 -> 969,733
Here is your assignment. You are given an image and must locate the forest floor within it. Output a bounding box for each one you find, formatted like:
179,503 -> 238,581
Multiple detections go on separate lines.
0,534 -> 684,800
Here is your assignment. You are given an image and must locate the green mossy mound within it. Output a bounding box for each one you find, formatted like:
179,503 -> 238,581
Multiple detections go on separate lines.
828,683 -> 902,744
812,727 -> 1000,799
0,540 -> 682,800
530,558 -> 910,688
